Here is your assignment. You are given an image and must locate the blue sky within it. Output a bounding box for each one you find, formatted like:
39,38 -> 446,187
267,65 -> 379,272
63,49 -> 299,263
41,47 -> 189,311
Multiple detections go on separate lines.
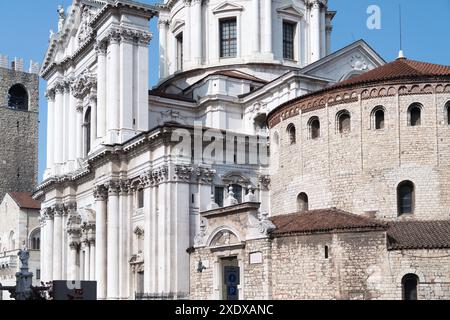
0,0 -> 449,182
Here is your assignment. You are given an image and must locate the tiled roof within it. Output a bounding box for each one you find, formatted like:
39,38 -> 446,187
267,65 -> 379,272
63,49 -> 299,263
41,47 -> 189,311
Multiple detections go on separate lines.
270,209 -> 386,236
209,70 -> 268,84
331,58 -> 450,90
8,192 -> 41,210
387,220 -> 450,250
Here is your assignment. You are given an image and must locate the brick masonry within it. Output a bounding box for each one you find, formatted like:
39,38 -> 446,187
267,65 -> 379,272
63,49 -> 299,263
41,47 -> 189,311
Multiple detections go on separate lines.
0,66 -> 39,202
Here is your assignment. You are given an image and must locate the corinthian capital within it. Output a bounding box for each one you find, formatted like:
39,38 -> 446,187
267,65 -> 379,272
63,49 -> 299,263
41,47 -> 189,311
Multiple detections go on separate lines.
93,185 -> 108,200
45,89 -> 56,101
95,39 -> 108,55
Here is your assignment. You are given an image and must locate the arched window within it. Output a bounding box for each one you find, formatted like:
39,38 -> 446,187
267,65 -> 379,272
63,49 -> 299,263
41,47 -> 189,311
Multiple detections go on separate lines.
408,103 -> 422,126
287,123 -> 296,144
8,84 -> 28,110
337,110 -> 351,134
137,189 -> 144,209
371,106 -> 385,130
308,117 -> 320,139
29,229 -> 40,250
446,102 -> 450,125
297,193 -> 309,212
84,107 -> 91,156
397,181 -> 415,215
402,274 -> 419,300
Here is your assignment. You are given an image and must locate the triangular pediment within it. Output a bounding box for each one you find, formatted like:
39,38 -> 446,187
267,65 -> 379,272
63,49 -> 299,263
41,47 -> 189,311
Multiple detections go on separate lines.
41,0 -> 106,75
213,1 -> 244,14
302,40 -> 386,83
170,19 -> 185,33
276,5 -> 304,18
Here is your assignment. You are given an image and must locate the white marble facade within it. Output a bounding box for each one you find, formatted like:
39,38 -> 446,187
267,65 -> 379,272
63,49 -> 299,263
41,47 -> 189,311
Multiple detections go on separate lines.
36,0 -> 385,299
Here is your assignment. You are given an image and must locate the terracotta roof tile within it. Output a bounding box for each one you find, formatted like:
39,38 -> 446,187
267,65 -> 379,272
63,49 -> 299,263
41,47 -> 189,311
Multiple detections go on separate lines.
270,209 -> 386,236
387,220 -> 450,250
8,192 -> 41,210
330,58 -> 450,90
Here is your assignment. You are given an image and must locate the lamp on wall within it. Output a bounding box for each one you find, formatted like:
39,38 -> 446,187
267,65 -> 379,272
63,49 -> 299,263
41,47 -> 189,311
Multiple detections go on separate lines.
197,260 -> 206,273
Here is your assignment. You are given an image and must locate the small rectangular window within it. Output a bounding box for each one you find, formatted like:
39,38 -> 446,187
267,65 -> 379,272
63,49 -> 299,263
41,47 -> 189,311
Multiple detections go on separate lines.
220,18 -> 237,58
36,269 -> 41,280
283,21 -> 296,60
176,32 -> 184,70
137,189 -> 144,209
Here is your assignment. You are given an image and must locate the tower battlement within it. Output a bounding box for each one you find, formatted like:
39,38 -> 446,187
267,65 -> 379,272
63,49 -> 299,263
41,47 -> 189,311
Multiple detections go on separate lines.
0,54 -> 40,75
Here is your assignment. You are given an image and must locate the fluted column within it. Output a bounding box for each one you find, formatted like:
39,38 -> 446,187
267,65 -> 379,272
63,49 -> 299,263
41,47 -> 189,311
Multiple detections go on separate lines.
310,0 -> 321,62
158,20 -> 169,79
262,0 -> 273,56
252,0 -> 261,53
106,32 -> 120,144
191,0 -> 202,65
107,182 -> 120,299
96,41 -> 107,140
94,186 -> 108,299
44,209 -> 54,281
45,90 -> 55,173
54,83 -> 64,166
53,206 -> 63,280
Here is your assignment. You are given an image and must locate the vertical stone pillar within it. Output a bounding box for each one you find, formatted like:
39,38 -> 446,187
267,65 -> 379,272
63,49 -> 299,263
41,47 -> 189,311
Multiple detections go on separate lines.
68,90 -> 77,163
183,0 -> 191,66
63,82 -> 71,164
158,20 -> 169,80
79,244 -> 85,280
262,0 -> 273,57
252,0 -> 261,54
89,91 -> 97,148
67,242 -> 79,281
44,208 -> 54,282
106,31 -> 120,144
107,182 -> 120,299
310,0 -> 321,63
119,31 -> 134,143
39,212 -> 47,281
94,185 -> 108,299
53,205 -> 63,280
83,239 -> 90,281
54,82 -> 65,167
326,25 -> 332,56
136,33 -> 151,133
67,206 -> 81,281
45,90 -> 55,173
96,40 -> 107,140
143,176 -> 152,294
191,0 -> 202,66
89,240 -> 96,281
118,181 -> 130,299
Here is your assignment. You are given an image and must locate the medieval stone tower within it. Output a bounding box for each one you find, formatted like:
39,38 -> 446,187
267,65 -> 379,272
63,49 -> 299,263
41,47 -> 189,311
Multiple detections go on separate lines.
0,55 -> 39,201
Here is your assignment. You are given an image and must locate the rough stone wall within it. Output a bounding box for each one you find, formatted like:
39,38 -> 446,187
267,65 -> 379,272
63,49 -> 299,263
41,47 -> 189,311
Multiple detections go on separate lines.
0,67 -> 39,201
189,230 -> 450,300
270,89 -> 450,221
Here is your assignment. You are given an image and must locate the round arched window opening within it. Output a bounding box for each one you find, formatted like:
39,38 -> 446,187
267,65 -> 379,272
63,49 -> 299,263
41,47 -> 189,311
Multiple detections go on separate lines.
337,110 -> 351,134
402,274 -> 419,300
308,117 -> 321,139
446,101 -> 450,125
297,192 -> 309,212
371,106 -> 385,130
397,180 -> 415,216
286,123 -> 296,145
408,103 -> 422,127
8,84 -> 29,110
84,107 -> 92,156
